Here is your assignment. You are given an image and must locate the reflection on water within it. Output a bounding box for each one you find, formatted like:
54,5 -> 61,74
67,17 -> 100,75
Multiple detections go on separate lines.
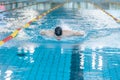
18,43 -> 38,54
92,53 -> 96,69
91,52 -> 103,70
98,55 -> 103,70
0,43 -> 120,80
70,45 -> 83,80
17,42 -> 39,63
80,53 -> 84,69
72,46 -> 104,72
4,70 -> 13,80
82,47 -> 120,80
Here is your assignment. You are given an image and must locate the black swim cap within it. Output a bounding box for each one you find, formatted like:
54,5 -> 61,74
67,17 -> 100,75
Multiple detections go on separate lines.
55,27 -> 62,36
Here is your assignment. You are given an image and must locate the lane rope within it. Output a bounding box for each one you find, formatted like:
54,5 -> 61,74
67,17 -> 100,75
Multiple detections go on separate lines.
88,1 -> 120,23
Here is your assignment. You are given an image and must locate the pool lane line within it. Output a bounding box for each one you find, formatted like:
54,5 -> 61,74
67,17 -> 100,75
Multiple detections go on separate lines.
0,4 -> 65,46
70,46 -> 84,80
88,1 -> 120,23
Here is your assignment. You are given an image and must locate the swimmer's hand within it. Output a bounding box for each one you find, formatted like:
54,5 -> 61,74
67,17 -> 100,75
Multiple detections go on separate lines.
40,30 -> 54,37
40,30 -> 45,35
74,31 -> 85,36
56,36 -> 61,40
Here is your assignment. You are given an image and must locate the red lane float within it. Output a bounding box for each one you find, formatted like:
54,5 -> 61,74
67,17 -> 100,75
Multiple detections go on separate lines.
2,36 -> 13,42
28,21 -> 33,24
0,28 -> 21,46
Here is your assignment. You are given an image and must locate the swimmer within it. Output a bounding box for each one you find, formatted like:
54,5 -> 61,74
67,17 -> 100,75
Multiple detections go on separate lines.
40,26 -> 84,40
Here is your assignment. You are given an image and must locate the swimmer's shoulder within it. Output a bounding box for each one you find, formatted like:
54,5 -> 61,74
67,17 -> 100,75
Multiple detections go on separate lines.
40,29 -> 54,36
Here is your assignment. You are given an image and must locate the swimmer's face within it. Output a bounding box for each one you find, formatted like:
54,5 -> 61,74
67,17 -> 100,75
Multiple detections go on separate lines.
56,36 -> 61,40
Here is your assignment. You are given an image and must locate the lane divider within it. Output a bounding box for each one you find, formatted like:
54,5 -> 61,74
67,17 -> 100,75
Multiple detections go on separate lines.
0,28 -> 21,46
88,1 -> 120,23
22,4 -> 65,29
0,4 -> 65,46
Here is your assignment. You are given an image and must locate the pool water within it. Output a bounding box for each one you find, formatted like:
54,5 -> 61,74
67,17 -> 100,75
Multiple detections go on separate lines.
1,1 -> 120,80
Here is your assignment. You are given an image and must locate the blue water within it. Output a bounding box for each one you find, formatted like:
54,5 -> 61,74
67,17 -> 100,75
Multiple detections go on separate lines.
1,1 -> 120,80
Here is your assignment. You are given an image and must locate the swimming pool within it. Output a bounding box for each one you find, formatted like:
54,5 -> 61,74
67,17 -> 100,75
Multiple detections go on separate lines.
0,1 -> 120,80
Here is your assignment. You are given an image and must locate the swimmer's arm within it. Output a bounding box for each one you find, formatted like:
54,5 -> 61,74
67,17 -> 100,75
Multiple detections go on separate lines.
73,31 -> 84,36
40,30 -> 46,35
63,30 -> 84,37
40,30 -> 54,37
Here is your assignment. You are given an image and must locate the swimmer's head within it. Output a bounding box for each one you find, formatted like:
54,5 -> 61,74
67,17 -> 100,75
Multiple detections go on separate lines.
54,27 -> 62,36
